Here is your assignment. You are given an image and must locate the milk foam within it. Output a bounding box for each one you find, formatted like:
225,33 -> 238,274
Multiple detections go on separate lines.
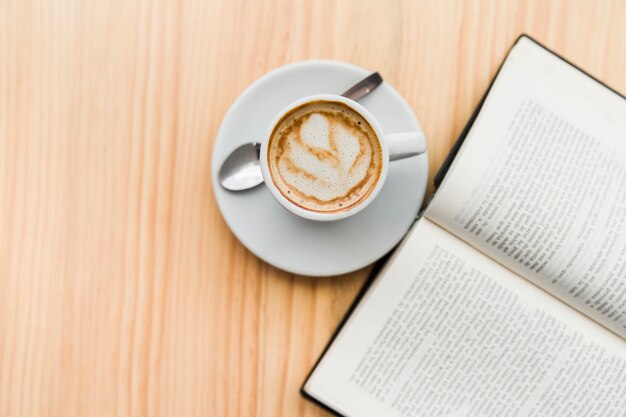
267,101 -> 382,213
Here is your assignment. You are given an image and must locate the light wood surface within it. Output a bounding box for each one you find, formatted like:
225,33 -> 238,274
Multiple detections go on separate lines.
1,0 -> 625,416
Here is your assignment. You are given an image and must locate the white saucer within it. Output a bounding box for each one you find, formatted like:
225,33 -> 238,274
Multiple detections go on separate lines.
211,61 -> 428,276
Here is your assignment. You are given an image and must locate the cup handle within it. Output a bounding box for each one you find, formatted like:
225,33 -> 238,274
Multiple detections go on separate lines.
386,132 -> 426,161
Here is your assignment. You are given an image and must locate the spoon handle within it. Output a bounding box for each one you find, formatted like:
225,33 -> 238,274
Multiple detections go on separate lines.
340,72 -> 383,101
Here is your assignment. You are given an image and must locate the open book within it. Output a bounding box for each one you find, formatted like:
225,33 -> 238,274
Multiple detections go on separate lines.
302,35 -> 626,417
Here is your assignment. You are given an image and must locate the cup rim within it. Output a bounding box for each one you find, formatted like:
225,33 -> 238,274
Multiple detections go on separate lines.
260,93 -> 390,222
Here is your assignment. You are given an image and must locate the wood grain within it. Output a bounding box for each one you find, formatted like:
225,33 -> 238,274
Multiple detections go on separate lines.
1,0 -> 625,416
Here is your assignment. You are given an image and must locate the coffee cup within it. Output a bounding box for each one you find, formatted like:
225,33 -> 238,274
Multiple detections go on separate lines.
260,94 -> 426,221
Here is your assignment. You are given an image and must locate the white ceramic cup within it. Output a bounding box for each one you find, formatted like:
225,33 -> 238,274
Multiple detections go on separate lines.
260,94 -> 426,221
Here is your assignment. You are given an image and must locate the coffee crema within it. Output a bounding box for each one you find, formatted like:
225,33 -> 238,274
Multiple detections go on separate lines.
267,100 -> 383,213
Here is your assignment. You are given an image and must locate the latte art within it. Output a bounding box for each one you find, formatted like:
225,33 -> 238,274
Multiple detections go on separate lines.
267,101 -> 383,213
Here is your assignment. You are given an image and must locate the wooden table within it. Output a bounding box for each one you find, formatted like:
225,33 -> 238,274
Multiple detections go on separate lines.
2,0 -> 625,415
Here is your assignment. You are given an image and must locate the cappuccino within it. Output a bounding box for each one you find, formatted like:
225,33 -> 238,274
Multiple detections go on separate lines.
267,100 -> 383,213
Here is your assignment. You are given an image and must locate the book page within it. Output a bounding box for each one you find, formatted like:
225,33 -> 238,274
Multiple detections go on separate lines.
304,219 -> 626,417
426,37 -> 626,339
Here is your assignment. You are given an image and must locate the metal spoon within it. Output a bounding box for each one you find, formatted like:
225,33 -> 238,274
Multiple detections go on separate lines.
218,72 -> 383,191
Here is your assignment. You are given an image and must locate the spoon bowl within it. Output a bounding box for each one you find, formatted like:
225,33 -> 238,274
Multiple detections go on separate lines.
218,142 -> 262,191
